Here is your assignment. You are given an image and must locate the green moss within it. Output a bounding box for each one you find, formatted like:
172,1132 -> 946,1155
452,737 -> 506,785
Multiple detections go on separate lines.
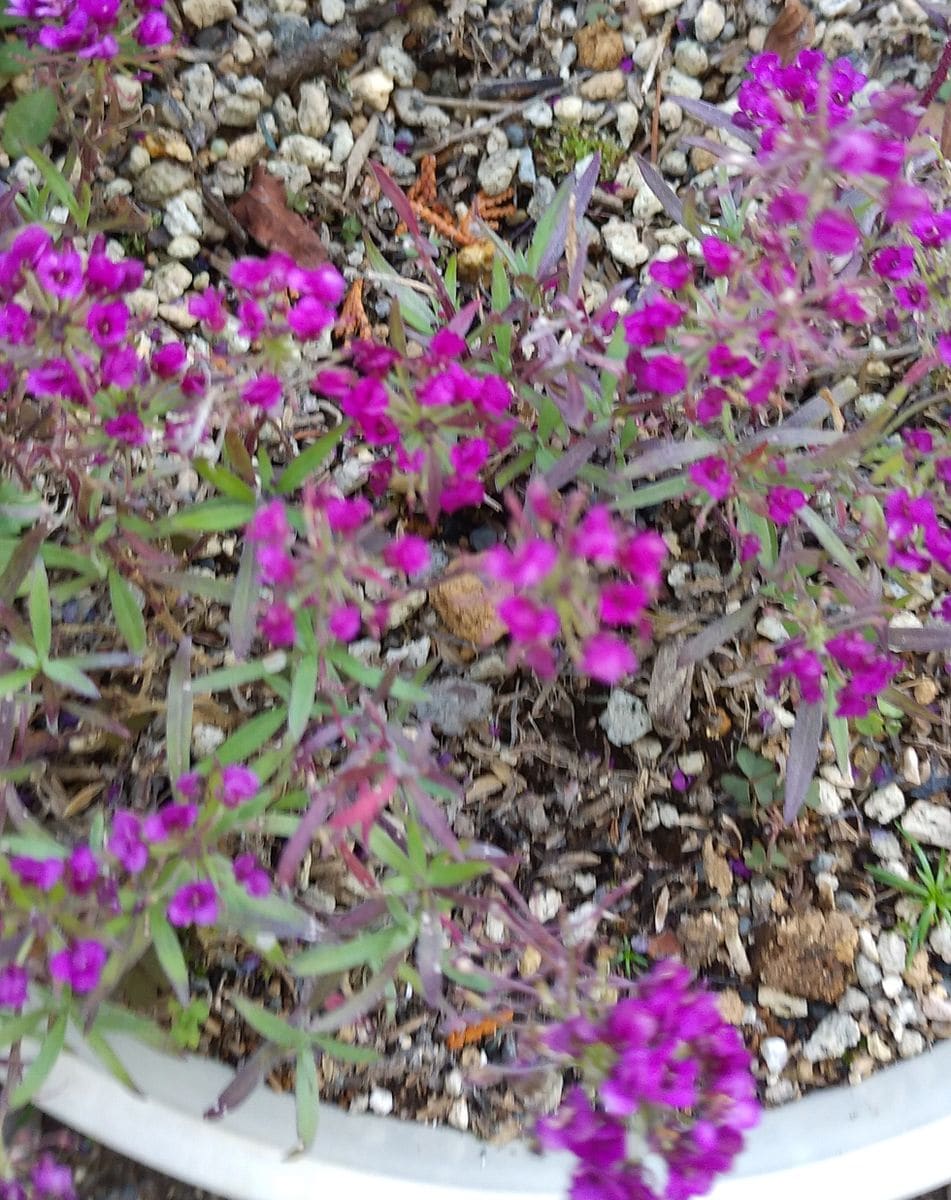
534,126 -> 626,182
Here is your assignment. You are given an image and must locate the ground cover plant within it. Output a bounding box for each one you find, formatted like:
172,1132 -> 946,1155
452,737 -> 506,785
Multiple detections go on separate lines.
0,2 -> 950,1197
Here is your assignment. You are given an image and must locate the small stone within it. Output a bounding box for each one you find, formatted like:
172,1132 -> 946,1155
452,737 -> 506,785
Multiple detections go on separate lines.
114,76 -> 143,112
902,747 -> 922,787
600,689 -> 651,747
615,101 -> 639,147
151,261 -> 194,302
167,235 -> 201,259
856,954 -> 882,991
602,219 -> 648,268
657,99 -> 683,130
818,0 -> 860,13
393,89 -> 450,131
579,70 -> 625,101
297,81 -> 331,138
350,68 -> 394,113
867,1031 -> 893,1062
226,131 -> 266,167
448,1097 -> 469,1131
418,678 -> 493,736
524,98 -> 554,128
899,1030 -> 925,1059
218,94 -> 261,127
878,930 -> 907,976
320,0 -> 345,21
882,973 -> 904,999
384,637 -> 431,671
816,780 -> 843,817
865,783 -> 906,824
477,148 -> 520,196
716,989 -> 745,1025
181,63 -> 216,114
379,44 -> 416,88
182,0 -> 236,27
856,392 -> 886,418
330,120 -> 355,165
575,19 -> 624,70
529,888 -> 562,923
761,1037 -> 789,1076
279,134 -> 331,172
758,986 -> 808,1019
702,836 -> 733,898
870,829 -> 902,861
664,67 -> 703,101
903,800 -> 951,849
430,573 -> 506,645
904,948 -> 931,990
369,1087 -> 394,1116
164,193 -> 203,239
638,0 -> 682,12
191,722 -> 225,757
754,909 -> 857,1003
766,1079 -> 800,1105
929,921 -> 951,963
802,1013 -> 861,1062
839,987 -> 870,1015
554,96 -> 584,123
135,161 -> 193,205
694,0 -> 726,42
756,615 -> 787,642
673,39 -> 708,76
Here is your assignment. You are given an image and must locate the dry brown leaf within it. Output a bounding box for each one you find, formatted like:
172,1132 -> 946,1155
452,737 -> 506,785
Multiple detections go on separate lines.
230,163 -> 327,266
763,0 -> 816,64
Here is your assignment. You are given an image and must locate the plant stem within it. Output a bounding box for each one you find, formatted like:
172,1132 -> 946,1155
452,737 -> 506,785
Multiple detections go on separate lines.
921,34 -> 951,109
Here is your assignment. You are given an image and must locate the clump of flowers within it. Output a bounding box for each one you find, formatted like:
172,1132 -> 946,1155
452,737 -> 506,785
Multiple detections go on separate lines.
536,962 -> 758,1200
476,482 -> 667,683
8,0 -> 173,59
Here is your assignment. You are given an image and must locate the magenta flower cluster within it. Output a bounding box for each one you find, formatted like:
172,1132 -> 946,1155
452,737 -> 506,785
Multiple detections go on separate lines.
536,962 -> 758,1200
0,1152 -> 75,1200
9,0 -> 172,58
477,482 -> 666,683
767,628 -> 900,719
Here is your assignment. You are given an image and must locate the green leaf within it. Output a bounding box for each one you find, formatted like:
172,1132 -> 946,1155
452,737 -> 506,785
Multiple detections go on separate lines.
292,925 -> 414,978
85,1028 -> 141,1093
166,639 -> 193,783
0,38 -> 31,77
193,458 -> 256,504
11,1010 -> 66,1108
149,905 -> 189,1005
28,560 -> 51,661
613,472 -> 691,511
159,498 -> 255,536
0,1008 -> 46,1048
191,656 -> 286,696
426,859 -> 491,888
294,1046 -> 320,1151
210,705 -> 287,767
3,88 -> 57,157
365,238 -> 436,334
231,995 -> 305,1050
323,645 -> 428,703
42,659 -> 99,698
288,654 -> 318,743
276,425 -> 346,496
797,505 -> 863,580
827,701 -> 852,782
0,667 -> 37,698
313,1036 -> 378,1064
108,569 -> 146,656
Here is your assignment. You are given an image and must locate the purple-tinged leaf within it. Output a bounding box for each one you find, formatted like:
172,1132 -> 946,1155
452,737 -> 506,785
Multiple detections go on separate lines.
671,97 -> 759,149
206,1045 -> 282,1119
542,436 -> 598,492
783,395 -> 833,428
745,427 -> 841,449
678,599 -> 759,668
415,907 -> 445,1008
887,622 -> 951,652
370,162 -> 452,317
229,534 -> 259,663
535,153 -> 600,280
634,155 -> 685,227
783,700 -> 823,824
625,438 -> 717,480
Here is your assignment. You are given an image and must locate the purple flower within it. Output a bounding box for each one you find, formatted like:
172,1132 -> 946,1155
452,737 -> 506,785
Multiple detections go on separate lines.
810,209 -> 860,255
86,300 -> 128,348
9,856 -> 63,891
31,1154 -> 75,1200
218,764 -> 259,808
580,634 -> 636,684
65,845 -> 99,895
108,810 -> 148,873
234,853 -> 270,898
689,456 -> 733,502
0,964 -> 29,1010
167,881 -> 218,927
48,939 -> 107,995
143,803 -> 199,844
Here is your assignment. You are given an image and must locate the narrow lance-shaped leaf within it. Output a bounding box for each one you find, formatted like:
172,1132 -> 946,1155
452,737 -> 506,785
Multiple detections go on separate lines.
108,568 -> 147,656
166,637 -> 193,783
149,904 -> 190,1006
294,1047 -> 320,1153
11,1010 -> 67,1108
783,699 -> 824,824
635,155 -> 685,227
678,598 -> 759,668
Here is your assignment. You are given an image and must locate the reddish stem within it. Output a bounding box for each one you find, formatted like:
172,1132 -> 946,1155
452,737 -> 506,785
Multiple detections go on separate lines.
921,33 -> 951,109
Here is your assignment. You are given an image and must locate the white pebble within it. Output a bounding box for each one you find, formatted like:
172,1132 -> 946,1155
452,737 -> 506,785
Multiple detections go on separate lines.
297,81 -> 331,138
369,1087 -> 394,1116
602,219 -> 648,268
760,1037 -> 789,1076
864,783 -> 906,824
320,0 -> 346,22
600,689 -> 651,746
350,68 -> 394,113
694,0 -> 726,42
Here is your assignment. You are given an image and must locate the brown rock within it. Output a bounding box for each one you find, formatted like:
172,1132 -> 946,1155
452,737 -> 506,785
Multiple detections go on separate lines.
575,19 -> 625,71
716,988 -> 745,1025
754,909 -> 858,1003
677,912 -> 723,969
430,572 -> 506,646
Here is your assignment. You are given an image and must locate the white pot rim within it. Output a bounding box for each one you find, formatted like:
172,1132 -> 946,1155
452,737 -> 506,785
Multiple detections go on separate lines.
31,1034 -> 951,1200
